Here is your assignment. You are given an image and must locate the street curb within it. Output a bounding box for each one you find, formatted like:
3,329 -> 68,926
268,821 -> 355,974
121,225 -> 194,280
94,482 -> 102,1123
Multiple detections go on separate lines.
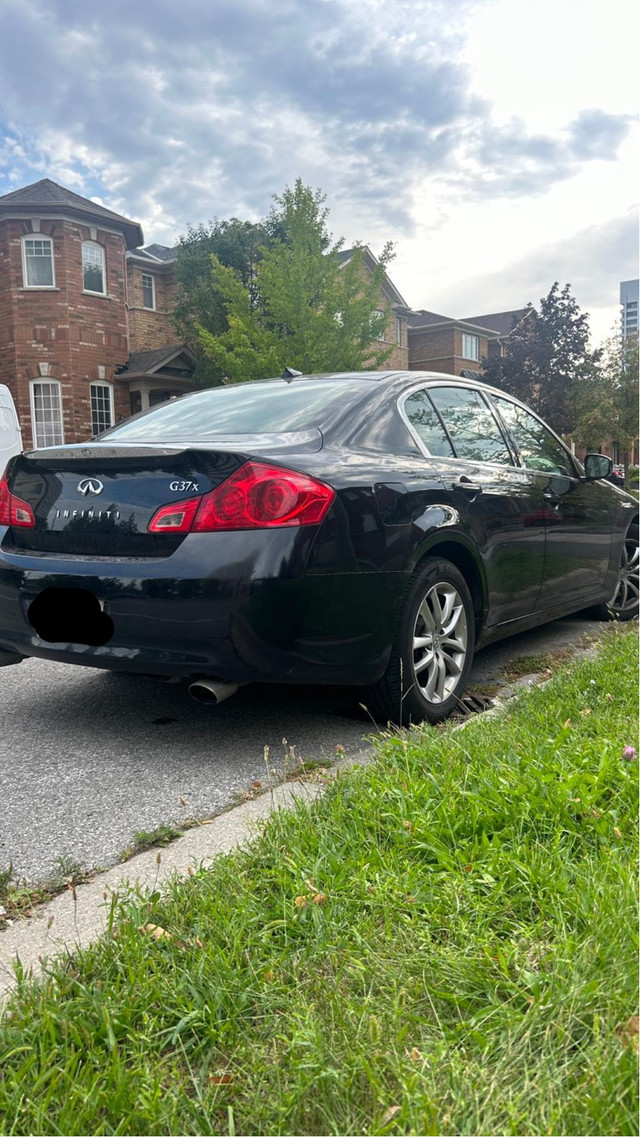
0,779 -> 328,1003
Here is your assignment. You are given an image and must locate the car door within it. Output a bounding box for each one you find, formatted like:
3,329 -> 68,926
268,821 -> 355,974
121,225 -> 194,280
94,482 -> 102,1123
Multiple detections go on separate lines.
490,394 -> 611,610
402,383 -> 547,626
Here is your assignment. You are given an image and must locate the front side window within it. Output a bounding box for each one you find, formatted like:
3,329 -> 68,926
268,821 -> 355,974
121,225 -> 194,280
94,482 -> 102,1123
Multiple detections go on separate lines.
461,333 -> 479,361
429,386 -> 513,465
491,395 -> 575,477
22,237 -> 55,288
403,389 -> 454,457
142,273 -> 155,309
90,383 -> 114,435
30,381 -> 64,448
82,241 -> 106,294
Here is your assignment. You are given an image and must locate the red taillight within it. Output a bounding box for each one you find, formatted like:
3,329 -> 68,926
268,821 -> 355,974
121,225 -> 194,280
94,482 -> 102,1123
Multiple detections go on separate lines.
148,461 -> 335,534
147,496 -> 201,534
0,477 -> 35,528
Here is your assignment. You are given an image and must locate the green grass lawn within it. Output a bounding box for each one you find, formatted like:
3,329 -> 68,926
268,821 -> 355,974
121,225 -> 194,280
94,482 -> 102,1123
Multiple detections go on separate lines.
1,624 -> 638,1136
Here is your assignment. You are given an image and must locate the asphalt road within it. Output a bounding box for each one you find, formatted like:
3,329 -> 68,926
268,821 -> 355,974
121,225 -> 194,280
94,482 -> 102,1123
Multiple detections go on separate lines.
1,613 -> 599,884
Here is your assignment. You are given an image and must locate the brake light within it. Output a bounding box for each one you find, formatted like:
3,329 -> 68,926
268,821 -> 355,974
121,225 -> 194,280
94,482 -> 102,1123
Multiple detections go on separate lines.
147,461 -> 335,534
0,477 -> 35,528
147,496 -> 201,534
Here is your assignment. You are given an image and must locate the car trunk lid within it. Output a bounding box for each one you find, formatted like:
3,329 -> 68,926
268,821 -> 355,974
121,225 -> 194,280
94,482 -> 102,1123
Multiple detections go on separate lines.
2,443 -> 250,556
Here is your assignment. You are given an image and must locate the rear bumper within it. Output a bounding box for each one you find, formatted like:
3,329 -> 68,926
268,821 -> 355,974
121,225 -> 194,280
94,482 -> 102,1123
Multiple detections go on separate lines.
0,528 -> 408,685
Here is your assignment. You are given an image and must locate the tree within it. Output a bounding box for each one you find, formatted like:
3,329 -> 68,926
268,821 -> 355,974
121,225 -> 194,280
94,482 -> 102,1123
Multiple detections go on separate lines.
574,330 -> 639,480
482,283 -> 598,435
173,218 -> 270,385
196,180 -> 396,382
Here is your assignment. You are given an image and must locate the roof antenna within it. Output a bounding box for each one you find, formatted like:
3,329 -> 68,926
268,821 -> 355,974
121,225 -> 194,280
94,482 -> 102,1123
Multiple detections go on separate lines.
281,367 -> 302,381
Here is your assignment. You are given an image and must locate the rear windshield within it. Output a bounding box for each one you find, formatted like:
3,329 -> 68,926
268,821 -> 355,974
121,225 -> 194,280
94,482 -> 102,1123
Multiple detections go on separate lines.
103,379 -> 370,441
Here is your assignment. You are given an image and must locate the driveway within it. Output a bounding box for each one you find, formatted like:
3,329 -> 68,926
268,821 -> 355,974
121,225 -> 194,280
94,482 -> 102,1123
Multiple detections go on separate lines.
1,614 -> 600,884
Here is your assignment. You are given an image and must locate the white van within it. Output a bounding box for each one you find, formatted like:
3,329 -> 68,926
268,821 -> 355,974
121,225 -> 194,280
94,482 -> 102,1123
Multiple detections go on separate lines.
0,384 -> 23,473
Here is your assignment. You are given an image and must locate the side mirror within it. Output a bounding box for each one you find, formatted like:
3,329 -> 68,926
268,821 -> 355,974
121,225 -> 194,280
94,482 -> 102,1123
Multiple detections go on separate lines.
584,453 -> 613,480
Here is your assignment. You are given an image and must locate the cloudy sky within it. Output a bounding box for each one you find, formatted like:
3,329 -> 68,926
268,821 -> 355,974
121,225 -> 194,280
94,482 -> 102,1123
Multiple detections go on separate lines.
0,0 -> 637,343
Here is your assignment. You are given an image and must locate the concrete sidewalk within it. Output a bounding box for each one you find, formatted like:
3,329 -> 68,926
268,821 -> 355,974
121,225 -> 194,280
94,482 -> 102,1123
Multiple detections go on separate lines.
0,779 -> 326,1002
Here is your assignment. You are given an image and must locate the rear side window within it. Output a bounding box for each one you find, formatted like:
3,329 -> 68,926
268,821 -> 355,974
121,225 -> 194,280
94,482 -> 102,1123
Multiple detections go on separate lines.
492,396 -> 575,477
429,386 -> 513,465
403,389 -> 454,456
104,379 -> 370,441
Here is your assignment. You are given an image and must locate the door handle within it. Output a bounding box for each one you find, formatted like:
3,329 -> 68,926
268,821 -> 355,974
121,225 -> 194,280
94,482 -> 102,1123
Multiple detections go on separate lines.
456,477 -> 483,495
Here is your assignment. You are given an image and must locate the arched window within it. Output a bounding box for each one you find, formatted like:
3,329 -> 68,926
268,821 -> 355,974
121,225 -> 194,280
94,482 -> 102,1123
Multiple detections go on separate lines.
82,241 -> 106,294
29,380 -> 64,448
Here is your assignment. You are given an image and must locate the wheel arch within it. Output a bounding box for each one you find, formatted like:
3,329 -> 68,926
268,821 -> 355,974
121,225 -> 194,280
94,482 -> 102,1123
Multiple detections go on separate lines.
410,537 -> 487,641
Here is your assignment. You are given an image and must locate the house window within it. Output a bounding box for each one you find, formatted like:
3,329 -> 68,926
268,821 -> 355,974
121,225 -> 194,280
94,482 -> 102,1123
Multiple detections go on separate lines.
90,383 -> 114,435
82,241 -> 106,294
142,273 -> 156,310
396,317 -> 403,345
30,381 -> 64,448
22,237 -> 55,288
461,333 -> 479,361
374,309 -> 386,341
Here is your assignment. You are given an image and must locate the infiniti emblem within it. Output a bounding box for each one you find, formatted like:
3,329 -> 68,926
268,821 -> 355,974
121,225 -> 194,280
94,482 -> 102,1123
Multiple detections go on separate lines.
77,478 -> 104,496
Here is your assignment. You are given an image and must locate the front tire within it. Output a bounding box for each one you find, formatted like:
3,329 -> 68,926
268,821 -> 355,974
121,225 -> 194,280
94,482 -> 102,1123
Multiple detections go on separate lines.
590,524 -> 639,622
367,557 -> 476,726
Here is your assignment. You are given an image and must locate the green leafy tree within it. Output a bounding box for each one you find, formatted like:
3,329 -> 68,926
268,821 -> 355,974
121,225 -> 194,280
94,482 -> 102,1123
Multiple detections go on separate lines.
196,180 -> 396,382
173,218 -> 270,385
482,283 -> 598,434
575,330 -> 639,481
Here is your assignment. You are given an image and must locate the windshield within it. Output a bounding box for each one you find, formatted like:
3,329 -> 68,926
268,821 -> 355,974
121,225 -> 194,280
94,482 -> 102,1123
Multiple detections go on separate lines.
103,379 -> 370,442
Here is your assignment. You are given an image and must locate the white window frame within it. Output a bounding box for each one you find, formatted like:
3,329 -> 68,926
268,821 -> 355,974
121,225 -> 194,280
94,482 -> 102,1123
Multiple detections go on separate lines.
374,309 -> 386,342
141,272 -> 156,310
461,333 -> 479,361
396,316 -> 403,345
90,382 -> 115,436
82,240 -> 106,295
29,380 -> 64,448
21,235 -> 56,289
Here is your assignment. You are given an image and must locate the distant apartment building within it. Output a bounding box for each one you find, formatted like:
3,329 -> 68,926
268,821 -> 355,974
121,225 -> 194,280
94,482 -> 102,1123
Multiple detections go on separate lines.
620,278 -> 639,337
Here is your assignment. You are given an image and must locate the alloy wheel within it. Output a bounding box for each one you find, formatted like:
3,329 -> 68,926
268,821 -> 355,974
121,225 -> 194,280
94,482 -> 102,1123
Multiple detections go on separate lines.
610,532 -> 639,615
412,582 -> 468,704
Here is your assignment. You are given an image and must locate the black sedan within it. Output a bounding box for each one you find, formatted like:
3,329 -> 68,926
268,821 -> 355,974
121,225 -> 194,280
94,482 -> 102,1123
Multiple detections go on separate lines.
0,371 -> 637,724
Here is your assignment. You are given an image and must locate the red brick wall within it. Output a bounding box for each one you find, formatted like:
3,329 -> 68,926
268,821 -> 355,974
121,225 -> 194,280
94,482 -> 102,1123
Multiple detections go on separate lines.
126,261 -> 178,352
408,326 -> 491,376
0,216 -> 130,446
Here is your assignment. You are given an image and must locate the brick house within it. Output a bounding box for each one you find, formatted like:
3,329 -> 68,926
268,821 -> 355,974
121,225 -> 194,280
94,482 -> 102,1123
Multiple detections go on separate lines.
336,247 -> 411,369
0,176 -> 528,452
0,179 -> 194,449
407,307 -> 528,377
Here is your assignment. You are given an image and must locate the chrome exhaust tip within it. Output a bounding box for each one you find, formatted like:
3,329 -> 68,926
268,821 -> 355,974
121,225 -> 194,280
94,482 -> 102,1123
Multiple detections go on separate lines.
188,678 -> 239,705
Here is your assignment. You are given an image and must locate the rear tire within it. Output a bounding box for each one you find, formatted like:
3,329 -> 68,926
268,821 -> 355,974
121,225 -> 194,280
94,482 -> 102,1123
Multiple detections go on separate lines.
366,557 -> 476,726
589,524 -> 639,622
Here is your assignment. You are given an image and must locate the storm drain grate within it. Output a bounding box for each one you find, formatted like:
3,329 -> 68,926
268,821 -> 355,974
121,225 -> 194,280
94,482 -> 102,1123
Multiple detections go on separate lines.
452,692 -> 496,720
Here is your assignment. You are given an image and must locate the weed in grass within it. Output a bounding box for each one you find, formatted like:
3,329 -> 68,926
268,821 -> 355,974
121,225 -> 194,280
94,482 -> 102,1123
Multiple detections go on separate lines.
501,648 -> 572,681
119,823 -> 183,862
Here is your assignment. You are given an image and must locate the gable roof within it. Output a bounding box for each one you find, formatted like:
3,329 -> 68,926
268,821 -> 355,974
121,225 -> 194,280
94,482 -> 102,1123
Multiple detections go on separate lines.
0,178 -> 143,249
116,344 -> 194,377
143,243 -> 175,261
406,309 -> 452,327
407,306 -> 529,337
460,309 -> 529,336
337,246 -> 409,309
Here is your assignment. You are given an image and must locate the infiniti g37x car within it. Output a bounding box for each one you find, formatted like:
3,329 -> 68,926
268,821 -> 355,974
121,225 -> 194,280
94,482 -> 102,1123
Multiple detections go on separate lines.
0,371 -> 637,724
